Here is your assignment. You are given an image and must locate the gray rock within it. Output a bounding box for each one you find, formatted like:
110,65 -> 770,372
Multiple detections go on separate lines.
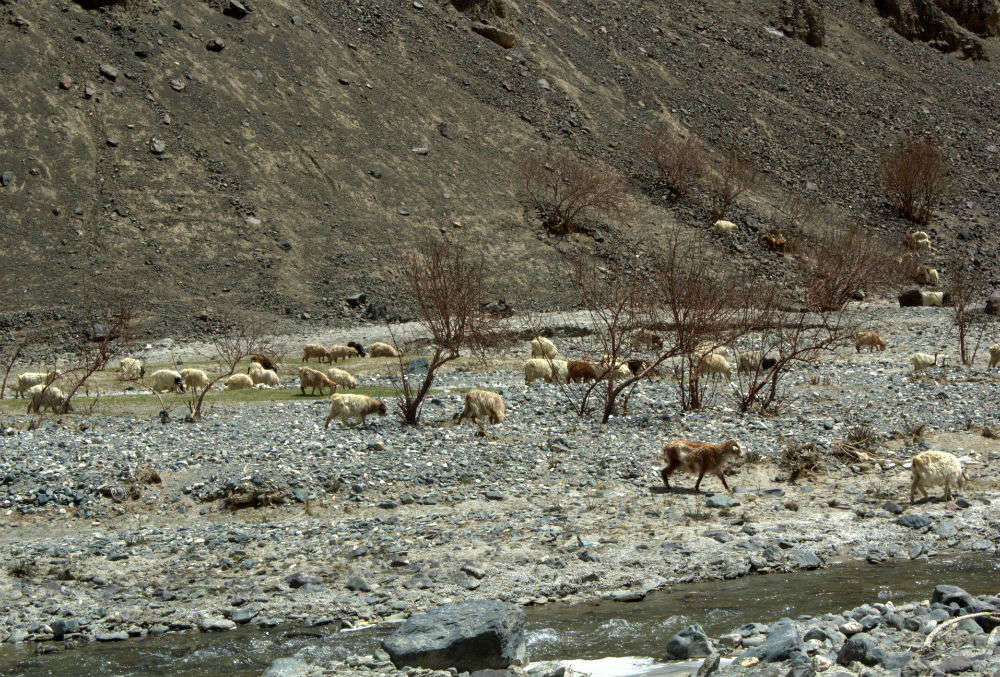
837,633 -> 910,669
286,572 -> 322,589
149,138 -> 166,155
744,618 -> 803,662
789,549 -> 822,569
262,657 -> 314,677
198,616 -> 237,632
665,624 -> 712,659
381,600 -> 526,672
896,514 -> 931,529
206,38 -> 225,51
95,631 -> 129,641
706,494 -> 740,508
345,573 -> 372,592
696,652 -> 721,676
99,64 -> 118,80
0,171 -> 12,187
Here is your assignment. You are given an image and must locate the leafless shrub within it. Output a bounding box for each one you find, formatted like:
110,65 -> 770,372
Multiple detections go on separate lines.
706,148 -> 759,223
643,128 -> 708,198
946,251 -> 991,366
135,466 -> 162,485
520,151 -> 631,235
189,313 -> 276,418
846,424 -> 879,450
881,135 -> 951,225
7,558 -> 35,578
0,333 -> 38,399
389,237 -> 510,425
781,441 -> 824,482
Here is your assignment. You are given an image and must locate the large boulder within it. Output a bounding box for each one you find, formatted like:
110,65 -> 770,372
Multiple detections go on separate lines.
381,600 -> 526,672
743,618 -> 804,663
664,624 -> 712,659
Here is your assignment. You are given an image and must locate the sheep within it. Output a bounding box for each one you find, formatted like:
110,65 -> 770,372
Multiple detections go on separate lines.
550,359 -> 569,385
248,354 -> 277,372
368,342 -> 399,358
737,351 -> 764,372
224,373 -> 253,390
761,233 -> 787,253
299,367 -> 337,395
906,230 -> 931,251
329,345 -> 360,362
632,329 -> 663,350
456,389 -> 506,435
918,266 -> 939,286
15,371 -> 57,398
911,352 -> 937,373
530,336 -> 558,359
302,344 -> 331,363
179,368 -> 211,392
324,393 -> 387,428
910,450 -> 968,503
25,384 -> 71,414
567,360 -> 597,383
524,358 -> 553,385
598,359 -> 631,380
660,439 -> 744,493
249,365 -> 280,387
119,358 -> 144,380
989,343 -> 1000,369
627,358 -> 651,378
713,219 -> 738,235
347,341 -> 367,358
698,353 -> 733,380
150,369 -> 185,393
325,366 -> 358,389
921,291 -> 943,307
854,331 -> 887,353
695,343 -> 730,359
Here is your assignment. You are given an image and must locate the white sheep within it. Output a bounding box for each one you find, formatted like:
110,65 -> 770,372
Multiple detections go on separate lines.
907,230 -> 931,251
989,343 -> 1000,369
324,393 -> 387,428
250,365 -> 280,387
119,358 -> 144,380
698,353 -> 733,380
695,343 -> 730,359
179,368 -> 211,392
456,389 -> 506,435
368,342 -> 399,358
324,367 -> 358,389
224,373 -> 253,390
713,220 -> 738,235
918,266 -> 939,286
15,371 -> 57,398
598,359 -> 631,380
550,359 -> 569,385
530,337 -> 558,359
910,450 -> 967,503
524,358 -> 553,385
910,352 -> 937,373
921,291 -> 943,307
25,384 -> 71,414
150,369 -> 185,393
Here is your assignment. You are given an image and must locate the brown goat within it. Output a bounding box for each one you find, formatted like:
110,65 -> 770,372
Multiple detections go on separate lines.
248,354 -> 277,372
299,367 -> 336,395
661,439 -> 744,493
567,360 -> 597,383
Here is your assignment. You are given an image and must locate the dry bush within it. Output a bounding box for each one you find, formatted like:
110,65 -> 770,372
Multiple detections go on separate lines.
0,333 -> 37,399
846,424 -> 879,450
7,558 -> 35,578
881,135 -> 951,225
520,151 -> 631,235
706,148 -> 759,223
643,128 -> 708,198
781,441 -> 824,482
946,251 -> 990,366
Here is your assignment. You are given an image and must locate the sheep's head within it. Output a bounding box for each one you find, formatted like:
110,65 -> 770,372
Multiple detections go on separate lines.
174,376 -> 185,392
723,440 -> 744,459
376,400 -> 387,416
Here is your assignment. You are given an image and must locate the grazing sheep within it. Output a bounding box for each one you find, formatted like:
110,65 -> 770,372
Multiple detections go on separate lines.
324,393 -> 387,428
989,343 -> 1000,369
632,329 -> 663,350
347,341 -> 367,358
329,345 -> 360,362
627,358 -> 651,378
550,359 -> 569,385
761,233 -> 787,253
368,341 -> 399,359
910,449 -> 968,503
906,230 -> 932,251
150,369 -> 185,393
119,358 -> 144,380
567,360 -> 597,383
918,266 -> 939,286
661,439 -> 744,493
456,389 -> 506,434
911,352 -> 937,373
695,343 -> 730,359
713,219 -> 738,235
249,365 -> 280,387
302,344 -> 331,363
224,373 -> 253,390
530,337 -> 558,359
854,331 -> 887,353
179,368 -> 211,392
524,358 -> 553,385
921,291 -> 943,307
698,353 -> 733,380
25,384 -> 71,414
325,367 -> 358,389
15,371 -> 57,398
598,359 -> 631,380
737,352 -> 764,372
248,354 -> 277,372
299,367 -> 336,395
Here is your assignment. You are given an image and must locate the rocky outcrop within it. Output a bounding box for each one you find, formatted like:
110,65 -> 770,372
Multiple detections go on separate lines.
778,0 -> 825,47
873,0 -> 998,59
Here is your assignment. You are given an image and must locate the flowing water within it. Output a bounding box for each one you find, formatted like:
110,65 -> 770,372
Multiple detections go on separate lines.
2,554 -> 997,677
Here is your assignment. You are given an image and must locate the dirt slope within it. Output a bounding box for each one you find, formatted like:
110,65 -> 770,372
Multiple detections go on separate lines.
1,0 -> 998,340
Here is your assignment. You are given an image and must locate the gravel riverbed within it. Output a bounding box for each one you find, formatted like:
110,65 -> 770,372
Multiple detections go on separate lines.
1,306 -> 998,674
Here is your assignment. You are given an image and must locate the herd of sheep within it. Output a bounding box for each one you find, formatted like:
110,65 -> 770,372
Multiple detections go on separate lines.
7,327 -> 998,504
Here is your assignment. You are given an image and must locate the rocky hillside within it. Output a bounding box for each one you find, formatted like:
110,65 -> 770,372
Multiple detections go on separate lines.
1,0 -> 999,339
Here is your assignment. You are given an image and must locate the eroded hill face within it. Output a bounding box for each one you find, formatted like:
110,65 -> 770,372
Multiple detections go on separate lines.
1,0 -> 998,340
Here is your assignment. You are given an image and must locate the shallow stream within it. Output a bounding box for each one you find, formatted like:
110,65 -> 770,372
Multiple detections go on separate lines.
2,554 -> 996,676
